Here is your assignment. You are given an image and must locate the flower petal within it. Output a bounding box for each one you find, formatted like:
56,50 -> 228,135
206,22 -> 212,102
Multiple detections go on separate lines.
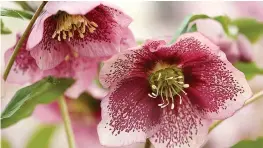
33,102 -> 61,123
150,97 -> 212,148
100,2 -> 133,27
120,28 -> 136,51
4,35 -> 41,84
29,16 -> 71,70
236,34 -> 253,62
99,40 -> 166,88
45,1 -> 100,15
67,5 -> 127,58
164,32 -> 252,119
97,77 -> 161,147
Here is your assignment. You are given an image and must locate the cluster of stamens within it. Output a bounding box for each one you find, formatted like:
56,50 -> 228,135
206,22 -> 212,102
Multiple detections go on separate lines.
148,67 -> 189,109
52,11 -> 98,41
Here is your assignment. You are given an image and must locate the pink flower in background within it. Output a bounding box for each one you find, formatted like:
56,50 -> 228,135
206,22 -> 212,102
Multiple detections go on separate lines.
98,32 -> 252,148
4,34 -> 108,99
4,34 -> 41,84
27,1 -> 133,70
34,95 -> 144,148
213,34 -> 253,63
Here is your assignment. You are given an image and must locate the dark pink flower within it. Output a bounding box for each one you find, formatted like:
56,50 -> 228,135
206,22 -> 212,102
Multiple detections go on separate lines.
4,34 -> 108,99
98,32 -> 252,148
27,1 -> 133,70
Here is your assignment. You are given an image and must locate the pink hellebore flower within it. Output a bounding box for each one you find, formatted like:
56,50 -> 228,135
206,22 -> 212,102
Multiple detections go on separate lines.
34,95 -> 144,148
34,95 -> 104,148
27,1 -> 133,70
4,34 -> 111,99
213,34 -> 253,63
98,32 -> 252,148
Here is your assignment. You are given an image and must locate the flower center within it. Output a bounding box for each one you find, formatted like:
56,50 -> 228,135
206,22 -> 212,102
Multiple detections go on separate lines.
52,11 -> 98,41
148,67 -> 189,109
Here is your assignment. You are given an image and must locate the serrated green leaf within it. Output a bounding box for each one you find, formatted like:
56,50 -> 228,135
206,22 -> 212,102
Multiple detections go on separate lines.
231,137 -> 263,148
234,62 -> 263,80
1,138 -> 12,148
26,124 -> 57,148
1,19 -> 12,34
170,14 -> 233,44
1,8 -> 33,20
232,18 -> 263,43
1,77 -> 75,128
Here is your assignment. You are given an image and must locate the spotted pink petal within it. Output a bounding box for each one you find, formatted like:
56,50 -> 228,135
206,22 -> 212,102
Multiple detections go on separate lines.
120,28 -> 136,51
4,35 -> 41,84
99,40 -> 166,88
156,32 -> 252,119
66,5 -> 127,58
150,96 -> 212,148
97,77 -> 161,146
29,16 -> 71,70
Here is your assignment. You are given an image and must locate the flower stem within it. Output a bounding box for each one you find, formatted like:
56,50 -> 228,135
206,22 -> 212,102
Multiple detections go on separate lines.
144,138 -> 151,148
209,90 -> 263,133
58,96 -> 76,148
3,1 -> 47,81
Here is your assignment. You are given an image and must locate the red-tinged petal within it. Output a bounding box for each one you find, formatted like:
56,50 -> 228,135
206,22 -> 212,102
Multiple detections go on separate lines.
150,97 -> 212,148
120,28 -> 136,51
29,16 -> 71,70
45,1 -> 100,15
67,5 -> 126,58
4,35 -> 41,84
163,32 -> 252,119
99,40 -> 166,88
97,77 -> 161,147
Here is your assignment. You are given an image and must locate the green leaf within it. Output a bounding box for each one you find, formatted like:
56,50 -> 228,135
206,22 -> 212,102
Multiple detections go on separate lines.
188,23 -> 197,32
231,137 -> 263,148
14,1 -> 35,12
234,62 -> 263,80
1,138 -> 12,148
1,19 -> 12,34
1,8 -> 33,20
232,18 -> 263,43
1,77 -> 75,128
26,124 -> 57,148
170,14 -> 233,44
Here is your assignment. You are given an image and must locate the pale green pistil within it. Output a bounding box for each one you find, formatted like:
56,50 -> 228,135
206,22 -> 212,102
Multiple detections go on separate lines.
148,67 -> 189,109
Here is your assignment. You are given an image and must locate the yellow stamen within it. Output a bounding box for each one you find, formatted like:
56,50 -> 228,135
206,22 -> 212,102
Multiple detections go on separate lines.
52,11 -> 98,41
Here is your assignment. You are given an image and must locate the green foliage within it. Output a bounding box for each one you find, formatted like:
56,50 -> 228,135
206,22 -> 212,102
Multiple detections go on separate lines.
1,138 -> 12,148
234,62 -> 263,80
14,1 -> 35,12
26,124 -> 57,148
231,137 -> 263,148
170,14 -> 233,43
232,18 -> 263,43
1,77 -> 75,128
188,23 -> 197,32
1,19 -> 12,34
1,8 -> 33,20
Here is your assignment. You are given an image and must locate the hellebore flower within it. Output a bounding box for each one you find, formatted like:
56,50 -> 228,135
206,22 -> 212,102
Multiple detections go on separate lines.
34,94 -> 144,148
4,34 -> 108,99
98,32 -> 252,148
27,1 -> 133,70
212,34 -> 253,63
